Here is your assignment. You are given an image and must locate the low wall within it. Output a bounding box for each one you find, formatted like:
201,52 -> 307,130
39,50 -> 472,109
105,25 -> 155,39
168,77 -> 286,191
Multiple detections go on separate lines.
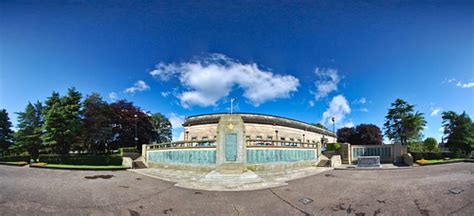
145,144 -> 319,172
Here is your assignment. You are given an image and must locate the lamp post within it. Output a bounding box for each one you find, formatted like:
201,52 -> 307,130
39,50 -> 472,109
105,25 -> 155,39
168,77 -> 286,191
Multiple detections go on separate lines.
331,117 -> 335,142
134,114 -> 138,148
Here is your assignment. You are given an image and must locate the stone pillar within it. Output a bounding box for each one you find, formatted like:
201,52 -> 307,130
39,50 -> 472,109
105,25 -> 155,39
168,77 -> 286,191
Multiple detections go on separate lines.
393,142 -> 406,164
341,143 -> 351,164
215,114 -> 247,173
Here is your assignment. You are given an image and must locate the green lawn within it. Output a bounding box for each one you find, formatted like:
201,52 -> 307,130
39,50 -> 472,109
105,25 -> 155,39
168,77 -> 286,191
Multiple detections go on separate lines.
32,163 -> 128,170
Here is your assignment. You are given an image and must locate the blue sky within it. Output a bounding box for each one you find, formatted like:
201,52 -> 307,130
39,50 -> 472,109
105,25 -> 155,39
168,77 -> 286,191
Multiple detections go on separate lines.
1,0 -> 473,142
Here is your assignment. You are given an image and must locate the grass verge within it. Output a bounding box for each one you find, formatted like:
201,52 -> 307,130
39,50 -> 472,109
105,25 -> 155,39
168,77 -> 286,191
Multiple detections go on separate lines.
30,163 -> 128,170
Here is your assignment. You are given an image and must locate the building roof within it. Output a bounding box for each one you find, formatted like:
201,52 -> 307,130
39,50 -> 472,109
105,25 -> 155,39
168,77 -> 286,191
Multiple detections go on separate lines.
183,112 -> 336,137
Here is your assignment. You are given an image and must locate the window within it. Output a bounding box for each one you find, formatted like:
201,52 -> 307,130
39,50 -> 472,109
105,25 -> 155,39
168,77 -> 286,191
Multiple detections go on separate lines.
191,136 -> 197,140
202,136 -> 208,140
246,135 -> 251,140
267,136 -> 273,140
256,135 -> 263,140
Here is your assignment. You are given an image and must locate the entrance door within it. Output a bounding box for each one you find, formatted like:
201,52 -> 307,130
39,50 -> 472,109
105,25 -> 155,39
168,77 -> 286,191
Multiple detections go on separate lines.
225,133 -> 237,161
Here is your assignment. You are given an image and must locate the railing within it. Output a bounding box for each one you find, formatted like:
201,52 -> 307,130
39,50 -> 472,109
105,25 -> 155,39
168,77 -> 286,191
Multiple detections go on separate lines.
147,140 -> 216,150
246,139 -> 319,149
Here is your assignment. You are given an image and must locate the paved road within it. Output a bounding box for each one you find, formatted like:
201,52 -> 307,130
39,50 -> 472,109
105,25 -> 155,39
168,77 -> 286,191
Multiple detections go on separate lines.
1,163 -> 473,215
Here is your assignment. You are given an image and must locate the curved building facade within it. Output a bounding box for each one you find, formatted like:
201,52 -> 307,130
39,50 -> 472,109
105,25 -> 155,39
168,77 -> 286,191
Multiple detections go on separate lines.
143,113 -> 336,172
182,113 -> 336,144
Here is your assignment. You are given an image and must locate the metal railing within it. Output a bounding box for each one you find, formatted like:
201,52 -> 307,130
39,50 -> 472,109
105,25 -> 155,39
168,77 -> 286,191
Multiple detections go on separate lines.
146,140 -> 216,150
246,139 -> 319,149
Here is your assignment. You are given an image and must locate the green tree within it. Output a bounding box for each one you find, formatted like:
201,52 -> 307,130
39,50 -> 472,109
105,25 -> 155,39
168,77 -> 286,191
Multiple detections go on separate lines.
311,123 -> 328,130
83,93 -> 114,153
43,88 -> 83,154
383,99 -> 426,145
12,102 -> 44,158
423,137 -> 438,152
0,109 -> 14,155
442,111 -> 474,155
150,113 -> 172,143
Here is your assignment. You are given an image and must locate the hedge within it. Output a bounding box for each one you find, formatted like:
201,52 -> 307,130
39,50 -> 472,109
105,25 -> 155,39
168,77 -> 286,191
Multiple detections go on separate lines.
0,155 -> 31,163
409,151 -> 460,160
120,147 -> 138,154
326,143 -> 342,152
38,154 -> 122,165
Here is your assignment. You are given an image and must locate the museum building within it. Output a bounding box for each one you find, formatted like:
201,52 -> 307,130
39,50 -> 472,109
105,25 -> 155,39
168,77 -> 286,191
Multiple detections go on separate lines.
143,113 -> 336,172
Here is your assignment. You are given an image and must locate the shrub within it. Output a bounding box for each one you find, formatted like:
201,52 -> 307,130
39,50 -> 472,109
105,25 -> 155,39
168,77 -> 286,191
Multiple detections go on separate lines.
0,155 -> 31,163
38,154 -> 122,165
120,147 -> 138,154
326,143 -> 342,152
409,151 -> 460,160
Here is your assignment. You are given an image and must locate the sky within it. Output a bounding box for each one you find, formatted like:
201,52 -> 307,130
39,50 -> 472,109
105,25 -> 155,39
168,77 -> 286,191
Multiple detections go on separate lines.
1,0 -> 473,142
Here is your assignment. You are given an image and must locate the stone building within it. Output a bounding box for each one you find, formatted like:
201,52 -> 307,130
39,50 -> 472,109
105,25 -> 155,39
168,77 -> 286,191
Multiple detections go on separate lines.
182,112 -> 336,144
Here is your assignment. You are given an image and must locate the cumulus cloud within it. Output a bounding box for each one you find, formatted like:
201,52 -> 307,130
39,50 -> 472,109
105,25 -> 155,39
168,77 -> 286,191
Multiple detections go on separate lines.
308,100 -> 315,107
360,108 -> 369,112
108,92 -> 117,101
313,68 -> 341,100
168,112 -> 185,129
150,54 -> 299,108
430,108 -> 442,116
321,95 -> 352,128
456,81 -> 474,88
124,80 -> 150,93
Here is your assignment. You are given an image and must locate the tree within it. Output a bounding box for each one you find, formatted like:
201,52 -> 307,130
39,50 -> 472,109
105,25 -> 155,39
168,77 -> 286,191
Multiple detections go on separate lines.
150,113 -> 172,143
11,102 -> 44,158
109,100 -> 155,151
356,124 -> 383,145
442,111 -> 474,155
0,109 -> 14,155
43,88 -> 83,154
423,137 -> 438,152
383,99 -> 426,145
83,93 -> 114,153
337,127 -> 356,143
311,123 -> 328,130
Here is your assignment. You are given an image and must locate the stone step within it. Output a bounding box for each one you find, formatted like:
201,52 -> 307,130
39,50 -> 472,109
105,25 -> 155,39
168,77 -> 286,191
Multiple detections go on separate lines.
317,159 -> 330,167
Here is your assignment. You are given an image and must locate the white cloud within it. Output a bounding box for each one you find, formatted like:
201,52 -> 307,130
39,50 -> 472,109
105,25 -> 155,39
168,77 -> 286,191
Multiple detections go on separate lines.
447,78 -> 456,83
308,100 -> 315,107
456,81 -> 474,88
124,80 -> 150,93
161,91 -> 170,97
321,95 -> 352,128
150,54 -> 299,108
313,68 -> 341,100
360,108 -> 368,112
354,97 -> 367,104
430,108 -> 442,116
108,92 -> 117,101
168,112 -> 185,129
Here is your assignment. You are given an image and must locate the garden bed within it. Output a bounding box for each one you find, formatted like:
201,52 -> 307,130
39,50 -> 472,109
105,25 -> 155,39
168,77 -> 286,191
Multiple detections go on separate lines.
415,158 -> 469,166
0,161 -> 29,166
30,163 -> 128,170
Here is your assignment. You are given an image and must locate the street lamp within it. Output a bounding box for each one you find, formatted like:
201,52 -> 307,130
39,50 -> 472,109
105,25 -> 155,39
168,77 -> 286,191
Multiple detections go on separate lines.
134,114 -> 138,148
331,117 -> 335,143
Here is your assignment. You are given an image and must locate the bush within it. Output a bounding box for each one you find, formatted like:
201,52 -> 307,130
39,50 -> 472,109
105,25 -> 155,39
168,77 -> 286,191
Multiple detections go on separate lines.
0,155 -> 31,163
326,143 -> 342,152
38,154 -> 122,165
409,151 -> 460,160
120,147 -> 138,154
